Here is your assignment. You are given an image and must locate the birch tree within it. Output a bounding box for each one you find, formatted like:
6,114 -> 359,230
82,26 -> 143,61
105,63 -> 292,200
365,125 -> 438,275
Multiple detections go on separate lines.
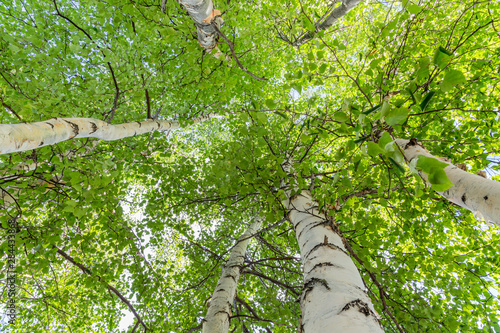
1,0 -> 500,332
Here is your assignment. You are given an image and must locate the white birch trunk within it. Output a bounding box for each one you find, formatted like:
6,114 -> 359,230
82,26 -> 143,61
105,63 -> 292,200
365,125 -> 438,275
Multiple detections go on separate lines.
202,220 -> 262,333
396,139 -> 500,226
286,190 -> 383,333
0,115 -> 213,155
177,0 -> 222,51
294,0 -> 363,46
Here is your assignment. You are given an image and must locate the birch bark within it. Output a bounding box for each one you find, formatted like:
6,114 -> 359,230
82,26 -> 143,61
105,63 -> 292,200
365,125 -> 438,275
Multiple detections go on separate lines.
286,190 -> 383,333
202,219 -> 262,333
177,0 -> 222,51
293,0 -> 363,46
396,139 -> 500,226
0,115 -> 212,155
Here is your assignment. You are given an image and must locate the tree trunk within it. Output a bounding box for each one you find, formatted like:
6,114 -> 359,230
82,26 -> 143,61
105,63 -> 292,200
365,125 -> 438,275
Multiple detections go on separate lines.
177,0 -> 222,51
202,219 -> 262,333
396,139 -> 500,225
293,0 -> 363,46
0,115 -> 213,154
286,190 -> 383,333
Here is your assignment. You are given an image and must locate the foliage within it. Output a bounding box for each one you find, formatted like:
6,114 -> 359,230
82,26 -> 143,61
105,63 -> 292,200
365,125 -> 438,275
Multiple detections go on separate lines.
1,0 -> 500,332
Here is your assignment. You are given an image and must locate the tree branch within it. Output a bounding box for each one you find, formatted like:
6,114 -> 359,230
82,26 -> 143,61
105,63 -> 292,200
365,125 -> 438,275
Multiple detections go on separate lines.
211,23 -> 268,81
242,269 -> 300,296
52,0 -> 93,41
1,100 -> 23,121
55,247 -> 149,331
105,62 -> 120,123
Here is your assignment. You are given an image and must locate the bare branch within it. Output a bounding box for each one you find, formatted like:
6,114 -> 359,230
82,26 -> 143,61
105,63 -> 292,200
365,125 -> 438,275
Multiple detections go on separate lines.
106,62 -> 120,123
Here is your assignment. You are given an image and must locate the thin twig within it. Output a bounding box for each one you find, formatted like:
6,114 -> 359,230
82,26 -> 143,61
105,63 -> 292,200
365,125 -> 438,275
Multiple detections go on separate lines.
52,0 -> 93,41
211,23 -> 268,81
1,100 -> 23,121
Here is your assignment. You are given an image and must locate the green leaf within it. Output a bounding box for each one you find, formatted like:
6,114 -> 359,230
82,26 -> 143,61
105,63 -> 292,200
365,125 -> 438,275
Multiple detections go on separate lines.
388,157 -> 405,173
419,91 -> 435,111
362,103 -> 382,115
265,99 -> 276,108
416,156 -> 454,191
433,46 -> 452,69
380,101 -> 390,117
385,107 -> 409,126
318,63 -> 327,73
440,70 -> 466,92
334,112 -> 349,122
416,155 -> 449,174
366,141 -> 385,157
378,131 -> 393,149
407,4 -> 421,14
428,167 -> 454,191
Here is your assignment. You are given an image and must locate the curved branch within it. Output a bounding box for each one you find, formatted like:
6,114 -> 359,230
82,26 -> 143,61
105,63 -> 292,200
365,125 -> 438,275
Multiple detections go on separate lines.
55,247 -> 149,331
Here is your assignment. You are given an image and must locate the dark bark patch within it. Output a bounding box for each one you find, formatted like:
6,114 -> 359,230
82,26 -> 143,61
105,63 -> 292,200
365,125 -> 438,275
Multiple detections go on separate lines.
45,122 -> 54,129
405,138 -> 418,149
89,122 -> 98,134
136,121 -> 142,128
156,121 -> 161,129
301,278 -> 330,301
223,274 -> 237,282
305,242 -> 348,259
63,120 -> 80,137
39,141 -> 44,146
461,193 -> 467,204
307,262 -> 340,275
340,299 -> 372,317
484,195 -> 489,201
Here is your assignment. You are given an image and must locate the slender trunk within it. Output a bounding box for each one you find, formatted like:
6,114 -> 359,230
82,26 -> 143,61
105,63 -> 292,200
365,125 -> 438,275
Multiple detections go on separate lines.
396,139 -> 500,225
293,0 -> 362,46
202,220 -> 262,333
178,0 -> 222,51
0,115 -> 213,155
286,190 -> 383,333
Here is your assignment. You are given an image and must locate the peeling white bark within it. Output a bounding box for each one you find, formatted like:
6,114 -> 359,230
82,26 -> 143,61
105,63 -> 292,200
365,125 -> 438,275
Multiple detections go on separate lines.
294,0 -> 363,46
0,115 -> 213,155
396,139 -> 500,226
202,220 -> 262,333
178,0 -> 222,51
286,191 -> 383,333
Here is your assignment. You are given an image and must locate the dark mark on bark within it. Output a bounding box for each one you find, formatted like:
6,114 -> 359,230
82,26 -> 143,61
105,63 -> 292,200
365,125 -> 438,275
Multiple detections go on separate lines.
136,121 -> 142,128
89,122 -> 98,134
484,195 -> 488,200
305,242 -> 348,259
214,310 -> 230,317
405,138 -> 418,149
216,288 -> 226,292
340,299 -> 372,317
45,122 -> 54,129
301,278 -> 330,301
224,274 -> 237,282
156,121 -> 161,129
39,141 -> 44,146
63,120 -> 80,137
307,262 -> 339,275
461,193 -> 467,204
